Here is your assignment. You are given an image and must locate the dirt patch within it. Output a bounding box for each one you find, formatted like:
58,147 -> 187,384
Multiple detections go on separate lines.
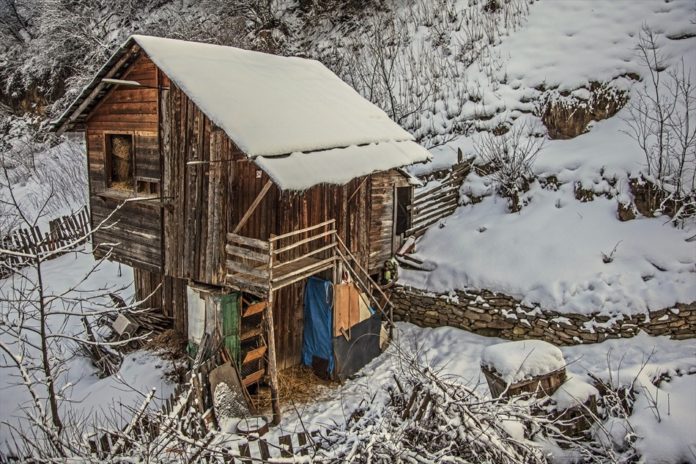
146,329 -> 189,382
539,82 -> 628,139
148,329 -> 188,359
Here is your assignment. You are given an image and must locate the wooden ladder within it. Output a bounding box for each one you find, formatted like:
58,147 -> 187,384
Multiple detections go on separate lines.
239,298 -> 268,390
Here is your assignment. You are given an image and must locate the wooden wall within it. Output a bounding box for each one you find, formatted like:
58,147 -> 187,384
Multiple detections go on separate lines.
368,170 -> 410,274
133,267 -> 188,335
85,53 -> 163,272
161,83 -> 384,368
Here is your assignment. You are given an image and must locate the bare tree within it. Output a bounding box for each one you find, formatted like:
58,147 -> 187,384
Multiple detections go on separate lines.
0,157 -> 161,458
623,26 -> 696,221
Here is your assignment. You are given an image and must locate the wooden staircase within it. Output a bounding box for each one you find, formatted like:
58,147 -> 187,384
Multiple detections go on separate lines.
333,234 -> 395,335
239,298 -> 268,391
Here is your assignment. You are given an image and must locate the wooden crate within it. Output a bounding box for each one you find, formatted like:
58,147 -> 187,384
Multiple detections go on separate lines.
549,394 -> 598,437
482,364 -> 567,399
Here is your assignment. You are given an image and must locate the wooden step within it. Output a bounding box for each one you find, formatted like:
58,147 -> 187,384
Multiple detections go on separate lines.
240,327 -> 262,341
242,369 -> 265,387
243,301 -> 267,318
242,346 -> 267,364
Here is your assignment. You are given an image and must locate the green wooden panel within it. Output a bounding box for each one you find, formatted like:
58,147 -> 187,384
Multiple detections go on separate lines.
221,292 -> 240,365
186,341 -> 198,359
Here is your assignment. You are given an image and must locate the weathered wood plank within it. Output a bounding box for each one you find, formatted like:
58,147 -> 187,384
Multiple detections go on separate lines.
226,233 -> 269,250
225,244 -> 269,263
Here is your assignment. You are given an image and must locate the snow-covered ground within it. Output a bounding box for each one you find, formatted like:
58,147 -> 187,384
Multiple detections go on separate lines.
401,0 -> 696,317
0,251 -> 176,451
273,322 -> 696,463
400,179 -> 696,316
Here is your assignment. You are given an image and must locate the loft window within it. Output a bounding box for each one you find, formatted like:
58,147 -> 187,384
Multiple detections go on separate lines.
106,133 -> 134,190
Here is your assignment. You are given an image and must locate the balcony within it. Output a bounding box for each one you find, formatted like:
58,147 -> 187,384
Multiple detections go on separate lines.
225,219 -> 337,297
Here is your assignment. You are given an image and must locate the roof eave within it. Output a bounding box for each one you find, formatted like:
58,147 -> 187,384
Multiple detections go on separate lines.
51,38 -> 141,135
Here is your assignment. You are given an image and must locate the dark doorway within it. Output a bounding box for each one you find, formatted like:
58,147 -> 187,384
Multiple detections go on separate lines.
395,186 -> 412,235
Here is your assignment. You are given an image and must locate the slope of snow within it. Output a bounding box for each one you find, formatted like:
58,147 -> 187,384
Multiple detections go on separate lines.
133,35 -> 416,158
496,0 -> 696,92
400,181 -> 696,316
400,0 -> 696,316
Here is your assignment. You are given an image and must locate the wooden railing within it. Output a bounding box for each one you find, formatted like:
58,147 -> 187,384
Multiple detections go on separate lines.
334,234 -> 394,331
225,220 -> 337,297
405,163 -> 468,237
269,219 -> 337,290
225,220 -> 394,328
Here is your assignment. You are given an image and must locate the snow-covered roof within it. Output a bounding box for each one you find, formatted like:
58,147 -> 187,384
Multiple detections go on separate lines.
255,141 -> 428,190
53,35 -> 430,190
133,35 -> 416,157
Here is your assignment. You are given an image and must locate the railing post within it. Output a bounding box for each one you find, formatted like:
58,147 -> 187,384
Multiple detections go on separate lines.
265,236 -> 281,425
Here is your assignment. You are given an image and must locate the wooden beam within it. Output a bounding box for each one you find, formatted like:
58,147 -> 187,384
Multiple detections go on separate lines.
225,244 -> 269,263
268,219 -> 335,242
265,238 -> 281,425
264,242 -> 281,425
233,180 -> 273,235
272,229 -> 336,255
226,233 -> 269,250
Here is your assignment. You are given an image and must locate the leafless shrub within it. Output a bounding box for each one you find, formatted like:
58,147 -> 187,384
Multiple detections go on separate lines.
623,26 -> 696,223
0,161 -> 166,459
475,123 -> 545,212
601,241 -> 622,264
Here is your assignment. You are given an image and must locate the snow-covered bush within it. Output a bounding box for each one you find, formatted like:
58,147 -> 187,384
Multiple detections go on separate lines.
623,26 -> 696,222
474,123 -> 545,212
0,0 -> 271,116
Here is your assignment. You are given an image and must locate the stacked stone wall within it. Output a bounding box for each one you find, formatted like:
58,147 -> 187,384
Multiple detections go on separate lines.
391,287 -> 696,344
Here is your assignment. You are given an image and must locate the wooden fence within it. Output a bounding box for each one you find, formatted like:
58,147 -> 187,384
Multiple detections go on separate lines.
405,163 -> 469,238
0,207 -> 90,278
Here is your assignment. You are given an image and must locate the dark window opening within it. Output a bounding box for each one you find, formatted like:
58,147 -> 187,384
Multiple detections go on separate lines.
106,134 -> 134,190
136,177 -> 160,196
395,186 -> 412,235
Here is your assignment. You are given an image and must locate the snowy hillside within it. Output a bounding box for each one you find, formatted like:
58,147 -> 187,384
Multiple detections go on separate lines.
400,0 -> 696,318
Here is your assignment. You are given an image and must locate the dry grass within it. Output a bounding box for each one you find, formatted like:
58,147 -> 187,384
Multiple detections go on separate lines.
253,365 -> 334,414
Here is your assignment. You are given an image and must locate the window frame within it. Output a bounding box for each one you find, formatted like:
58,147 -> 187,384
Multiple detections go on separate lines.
104,131 -> 136,191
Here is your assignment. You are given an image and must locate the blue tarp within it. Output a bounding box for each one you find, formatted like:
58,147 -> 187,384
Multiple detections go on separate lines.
302,277 -> 334,375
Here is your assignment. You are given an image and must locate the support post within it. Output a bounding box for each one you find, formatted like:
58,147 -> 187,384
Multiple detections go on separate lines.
265,237 -> 281,425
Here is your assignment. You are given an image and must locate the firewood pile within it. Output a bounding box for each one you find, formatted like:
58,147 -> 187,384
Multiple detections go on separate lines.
80,316 -> 122,378
318,367 -> 550,464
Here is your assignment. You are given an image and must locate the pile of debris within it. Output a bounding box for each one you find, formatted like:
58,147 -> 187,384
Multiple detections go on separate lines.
79,293 -> 173,378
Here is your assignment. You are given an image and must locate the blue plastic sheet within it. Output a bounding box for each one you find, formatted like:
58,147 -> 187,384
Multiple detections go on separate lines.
302,277 -> 334,375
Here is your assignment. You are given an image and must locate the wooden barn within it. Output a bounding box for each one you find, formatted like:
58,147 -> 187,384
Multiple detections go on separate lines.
52,35 -> 430,422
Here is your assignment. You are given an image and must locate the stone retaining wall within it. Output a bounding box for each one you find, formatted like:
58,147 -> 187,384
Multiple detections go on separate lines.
390,286 -> 696,344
